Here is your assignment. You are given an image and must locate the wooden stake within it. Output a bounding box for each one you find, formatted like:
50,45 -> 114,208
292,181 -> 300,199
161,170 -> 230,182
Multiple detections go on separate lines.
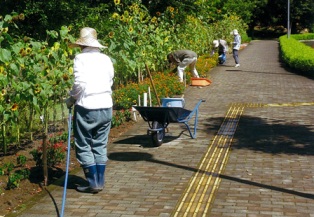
145,63 -> 161,106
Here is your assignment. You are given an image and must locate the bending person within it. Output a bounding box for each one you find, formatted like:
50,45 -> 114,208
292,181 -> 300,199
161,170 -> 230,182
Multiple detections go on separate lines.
212,39 -> 228,64
167,50 -> 200,82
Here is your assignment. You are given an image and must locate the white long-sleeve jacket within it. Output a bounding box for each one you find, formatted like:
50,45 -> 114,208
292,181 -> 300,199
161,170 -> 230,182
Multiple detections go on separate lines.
232,34 -> 241,50
69,47 -> 114,109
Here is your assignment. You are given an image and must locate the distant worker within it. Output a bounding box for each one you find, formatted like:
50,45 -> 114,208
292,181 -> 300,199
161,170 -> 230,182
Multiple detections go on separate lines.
212,39 -> 228,64
167,50 -> 200,82
231,29 -> 241,67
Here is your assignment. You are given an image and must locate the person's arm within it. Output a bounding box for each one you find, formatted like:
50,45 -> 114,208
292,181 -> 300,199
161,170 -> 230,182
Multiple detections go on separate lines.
69,56 -> 86,100
234,35 -> 241,46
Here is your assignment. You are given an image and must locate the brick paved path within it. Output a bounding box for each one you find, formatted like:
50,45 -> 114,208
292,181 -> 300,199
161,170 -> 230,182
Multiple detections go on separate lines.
12,40 -> 314,217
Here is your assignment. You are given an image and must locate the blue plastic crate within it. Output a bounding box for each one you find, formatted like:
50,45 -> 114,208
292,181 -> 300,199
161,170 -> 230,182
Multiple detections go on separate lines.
161,98 -> 185,108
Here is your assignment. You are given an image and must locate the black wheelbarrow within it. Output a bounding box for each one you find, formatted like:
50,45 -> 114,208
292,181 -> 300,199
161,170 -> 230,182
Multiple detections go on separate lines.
133,98 -> 205,146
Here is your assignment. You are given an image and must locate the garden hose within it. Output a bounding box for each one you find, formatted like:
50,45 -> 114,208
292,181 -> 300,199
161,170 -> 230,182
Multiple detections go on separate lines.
60,108 -> 72,217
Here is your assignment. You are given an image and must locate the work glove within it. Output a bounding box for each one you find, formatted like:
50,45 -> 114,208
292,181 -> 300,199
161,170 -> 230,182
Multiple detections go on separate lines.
65,96 -> 76,109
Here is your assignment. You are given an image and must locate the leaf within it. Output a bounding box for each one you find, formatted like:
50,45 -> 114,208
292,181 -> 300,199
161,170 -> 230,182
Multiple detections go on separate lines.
0,48 -> 12,63
46,30 -> 59,39
30,41 -> 43,51
9,63 -> 19,75
4,15 -> 12,22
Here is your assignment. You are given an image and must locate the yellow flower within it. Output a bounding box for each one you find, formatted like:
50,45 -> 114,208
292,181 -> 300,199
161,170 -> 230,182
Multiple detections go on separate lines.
124,11 -> 129,17
156,12 -> 161,16
26,47 -> 32,54
0,66 -> 4,74
108,31 -> 115,38
167,6 -> 174,13
54,42 -> 60,50
69,67 -> 73,75
62,74 -> 69,81
1,89 -> 7,96
11,103 -> 18,111
114,0 -> 120,5
151,17 -> 157,23
128,27 -> 133,33
18,13 -> 25,20
112,13 -> 119,19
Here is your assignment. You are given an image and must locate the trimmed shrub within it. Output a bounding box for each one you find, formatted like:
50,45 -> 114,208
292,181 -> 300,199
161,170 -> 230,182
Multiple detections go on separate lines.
279,34 -> 314,75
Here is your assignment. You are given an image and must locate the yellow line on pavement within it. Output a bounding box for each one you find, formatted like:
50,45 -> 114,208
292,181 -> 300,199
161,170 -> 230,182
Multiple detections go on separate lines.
231,102 -> 314,108
172,101 -> 313,216
264,102 -> 314,107
172,105 -> 244,217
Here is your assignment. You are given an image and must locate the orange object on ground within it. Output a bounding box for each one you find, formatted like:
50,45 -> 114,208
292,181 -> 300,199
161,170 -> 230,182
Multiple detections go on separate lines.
191,78 -> 212,86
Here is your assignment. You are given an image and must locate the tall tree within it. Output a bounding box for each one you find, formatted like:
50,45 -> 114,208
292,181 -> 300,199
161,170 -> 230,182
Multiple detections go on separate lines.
254,0 -> 314,33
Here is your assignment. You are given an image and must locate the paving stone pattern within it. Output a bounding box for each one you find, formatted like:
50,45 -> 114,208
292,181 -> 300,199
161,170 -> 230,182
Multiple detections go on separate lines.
14,40 -> 314,217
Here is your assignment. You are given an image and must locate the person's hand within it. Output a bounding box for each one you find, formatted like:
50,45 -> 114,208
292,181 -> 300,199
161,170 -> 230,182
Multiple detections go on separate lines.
65,97 -> 76,109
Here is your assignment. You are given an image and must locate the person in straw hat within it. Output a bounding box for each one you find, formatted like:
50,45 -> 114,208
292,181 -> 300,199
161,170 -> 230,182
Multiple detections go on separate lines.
212,39 -> 228,64
65,27 -> 114,193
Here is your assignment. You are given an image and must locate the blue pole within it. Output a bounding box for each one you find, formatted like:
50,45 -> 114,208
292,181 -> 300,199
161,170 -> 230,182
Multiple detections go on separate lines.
60,108 -> 72,217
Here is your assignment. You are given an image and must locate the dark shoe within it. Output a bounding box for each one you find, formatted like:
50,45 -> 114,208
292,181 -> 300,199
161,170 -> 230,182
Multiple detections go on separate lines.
77,186 -> 100,193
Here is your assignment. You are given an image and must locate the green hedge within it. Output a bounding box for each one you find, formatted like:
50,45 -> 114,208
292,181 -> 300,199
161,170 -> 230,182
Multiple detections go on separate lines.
279,34 -> 314,75
290,33 -> 314,40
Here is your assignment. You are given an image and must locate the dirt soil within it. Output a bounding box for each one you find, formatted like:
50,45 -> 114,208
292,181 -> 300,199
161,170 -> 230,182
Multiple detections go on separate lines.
0,120 -> 135,216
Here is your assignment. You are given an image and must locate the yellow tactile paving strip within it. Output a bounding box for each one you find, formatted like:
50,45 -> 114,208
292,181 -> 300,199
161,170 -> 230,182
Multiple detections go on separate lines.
172,102 -> 314,217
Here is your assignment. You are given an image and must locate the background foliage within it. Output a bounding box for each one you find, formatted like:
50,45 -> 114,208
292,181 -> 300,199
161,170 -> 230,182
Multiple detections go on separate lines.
0,0 -> 313,154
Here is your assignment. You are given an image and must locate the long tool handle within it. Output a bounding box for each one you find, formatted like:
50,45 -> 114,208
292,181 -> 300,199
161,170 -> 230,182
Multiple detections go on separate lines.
60,108 -> 72,217
145,63 -> 161,106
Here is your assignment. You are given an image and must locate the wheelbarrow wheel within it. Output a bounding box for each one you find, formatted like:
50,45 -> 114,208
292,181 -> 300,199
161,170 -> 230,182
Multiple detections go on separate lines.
151,121 -> 165,147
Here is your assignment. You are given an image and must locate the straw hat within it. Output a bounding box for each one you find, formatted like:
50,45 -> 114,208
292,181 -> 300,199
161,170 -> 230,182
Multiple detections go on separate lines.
213,40 -> 219,48
70,27 -> 107,48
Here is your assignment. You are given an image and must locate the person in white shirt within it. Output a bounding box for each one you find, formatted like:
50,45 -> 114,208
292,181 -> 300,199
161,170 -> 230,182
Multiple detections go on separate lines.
231,29 -> 241,67
65,27 -> 114,193
212,39 -> 228,64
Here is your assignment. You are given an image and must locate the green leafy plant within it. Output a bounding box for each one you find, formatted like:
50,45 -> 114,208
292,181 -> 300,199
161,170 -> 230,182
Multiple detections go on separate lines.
112,109 -> 131,128
113,72 -> 185,109
49,131 -> 68,144
4,162 -> 15,175
0,167 -> 5,176
7,173 -> 22,189
6,169 -> 30,189
0,162 -> 15,176
279,34 -> 314,74
30,141 -> 66,168
17,154 -> 27,166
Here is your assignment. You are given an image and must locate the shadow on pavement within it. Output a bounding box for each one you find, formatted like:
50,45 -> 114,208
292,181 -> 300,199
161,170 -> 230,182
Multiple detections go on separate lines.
108,151 -> 314,199
234,115 -> 314,155
112,130 -> 189,148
